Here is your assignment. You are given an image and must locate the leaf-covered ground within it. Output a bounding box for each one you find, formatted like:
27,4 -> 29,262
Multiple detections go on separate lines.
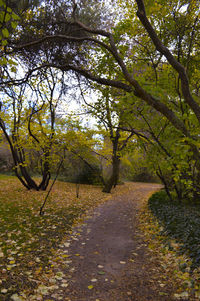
0,175 -> 120,300
140,190 -> 200,300
2,176 -> 200,300
1,180 -> 174,301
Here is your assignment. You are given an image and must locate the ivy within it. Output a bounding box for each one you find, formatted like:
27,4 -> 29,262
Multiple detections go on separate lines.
149,190 -> 200,271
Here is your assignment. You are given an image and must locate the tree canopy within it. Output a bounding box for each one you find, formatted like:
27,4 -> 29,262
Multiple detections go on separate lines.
0,0 -> 199,197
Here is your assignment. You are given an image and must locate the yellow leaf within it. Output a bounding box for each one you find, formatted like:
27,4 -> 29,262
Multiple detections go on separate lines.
88,285 -> 94,290
35,267 -> 42,275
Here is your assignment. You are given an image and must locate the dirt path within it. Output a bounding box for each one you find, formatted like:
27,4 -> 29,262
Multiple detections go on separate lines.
39,183 -> 175,301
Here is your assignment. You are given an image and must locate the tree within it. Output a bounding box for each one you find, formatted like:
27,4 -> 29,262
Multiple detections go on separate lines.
0,69 -> 65,190
56,114 -> 104,185
81,85 -> 135,192
118,96 -> 200,200
2,0 -> 200,197
8,1 -> 198,134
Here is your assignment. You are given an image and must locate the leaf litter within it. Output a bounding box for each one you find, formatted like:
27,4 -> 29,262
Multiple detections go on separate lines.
0,175 -> 131,300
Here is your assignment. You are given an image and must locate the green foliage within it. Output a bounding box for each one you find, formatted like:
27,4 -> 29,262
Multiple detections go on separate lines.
113,0 -> 200,200
1,0 -> 200,199
120,152 -> 158,182
131,167 -> 158,183
72,164 -> 102,185
149,190 -> 200,271
0,0 -> 20,49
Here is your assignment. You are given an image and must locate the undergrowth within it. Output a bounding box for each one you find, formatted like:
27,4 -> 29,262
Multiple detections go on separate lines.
148,190 -> 200,271
142,190 -> 200,299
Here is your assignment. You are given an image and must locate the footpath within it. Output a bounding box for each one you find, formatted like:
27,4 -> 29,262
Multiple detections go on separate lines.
33,183 -> 175,301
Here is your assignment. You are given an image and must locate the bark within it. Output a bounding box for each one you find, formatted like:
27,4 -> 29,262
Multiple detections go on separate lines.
102,155 -> 120,193
156,168 -> 173,201
38,150 -> 51,190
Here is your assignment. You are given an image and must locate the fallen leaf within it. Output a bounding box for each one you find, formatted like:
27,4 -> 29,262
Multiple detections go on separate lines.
64,243 -> 70,248
174,292 -> 189,299
91,278 -> 97,282
11,294 -> 25,301
36,285 -> 49,295
61,283 -> 69,287
159,292 -> 168,296
88,285 -> 94,290
159,283 -> 165,287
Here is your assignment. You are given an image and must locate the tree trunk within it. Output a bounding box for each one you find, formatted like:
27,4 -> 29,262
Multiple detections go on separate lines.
156,168 -> 173,201
102,156 -> 120,193
38,171 -> 51,190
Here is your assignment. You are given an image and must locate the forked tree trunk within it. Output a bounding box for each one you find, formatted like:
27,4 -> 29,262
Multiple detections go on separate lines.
102,156 -> 120,193
38,154 -> 51,190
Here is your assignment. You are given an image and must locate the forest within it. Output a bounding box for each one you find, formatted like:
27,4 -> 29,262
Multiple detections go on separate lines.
0,0 -> 200,300
0,0 -> 200,199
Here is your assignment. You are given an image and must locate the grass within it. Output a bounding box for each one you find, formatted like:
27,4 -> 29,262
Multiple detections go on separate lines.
0,175 -> 122,299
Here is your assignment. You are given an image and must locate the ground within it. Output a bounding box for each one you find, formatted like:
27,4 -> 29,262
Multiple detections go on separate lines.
25,182 -> 176,301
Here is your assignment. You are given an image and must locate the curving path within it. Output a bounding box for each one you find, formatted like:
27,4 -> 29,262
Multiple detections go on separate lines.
37,183 -> 175,301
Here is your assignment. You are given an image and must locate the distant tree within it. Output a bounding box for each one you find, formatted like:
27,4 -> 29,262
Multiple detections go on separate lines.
56,115 -> 104,185
81,86 -> 135,192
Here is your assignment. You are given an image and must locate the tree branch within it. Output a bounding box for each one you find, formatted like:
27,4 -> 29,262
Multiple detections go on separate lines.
135,0 -> 200,123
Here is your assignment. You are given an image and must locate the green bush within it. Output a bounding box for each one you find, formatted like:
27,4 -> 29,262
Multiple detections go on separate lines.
74,165 -> 102,185
59,163 -> 103,185
131,168 -> 159,183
